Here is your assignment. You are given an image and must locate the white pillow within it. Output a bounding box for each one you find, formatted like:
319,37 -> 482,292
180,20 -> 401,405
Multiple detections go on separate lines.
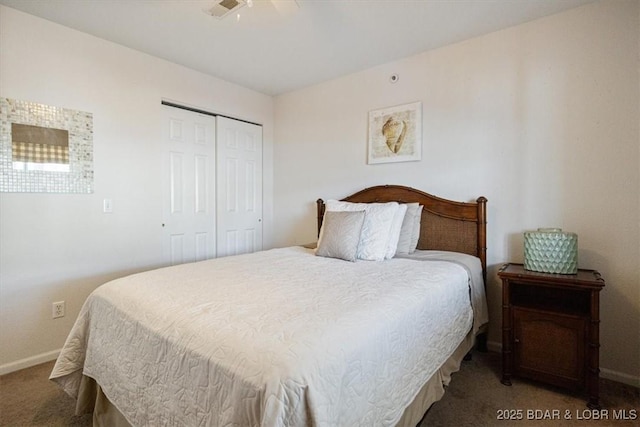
409,205 -> 423,253
385,203 -> 407,259
396,203 -> 420,255
325,200 -> 399,261
316,210 -> 366,262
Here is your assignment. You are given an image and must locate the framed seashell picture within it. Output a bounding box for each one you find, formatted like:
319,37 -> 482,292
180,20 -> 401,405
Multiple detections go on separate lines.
367,101 -> 421,164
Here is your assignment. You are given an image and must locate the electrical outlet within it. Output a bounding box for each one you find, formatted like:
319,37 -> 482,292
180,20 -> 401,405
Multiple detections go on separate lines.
52,301 -> 65,319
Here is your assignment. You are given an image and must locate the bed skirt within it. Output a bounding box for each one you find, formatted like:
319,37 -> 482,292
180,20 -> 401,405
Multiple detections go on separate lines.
73,329 -> 477,427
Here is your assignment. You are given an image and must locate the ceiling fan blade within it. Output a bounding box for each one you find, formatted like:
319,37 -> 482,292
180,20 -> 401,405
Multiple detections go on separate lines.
271,0 -> 299,17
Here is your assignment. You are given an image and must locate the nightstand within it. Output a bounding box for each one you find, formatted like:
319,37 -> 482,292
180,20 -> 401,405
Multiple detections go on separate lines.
498,263 -> 605,409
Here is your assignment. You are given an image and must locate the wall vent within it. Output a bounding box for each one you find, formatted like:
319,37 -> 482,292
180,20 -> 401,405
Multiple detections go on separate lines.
207,0 -> 247,19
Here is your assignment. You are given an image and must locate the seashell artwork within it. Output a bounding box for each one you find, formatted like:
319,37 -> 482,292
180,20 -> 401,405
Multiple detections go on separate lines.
381,117 -> 407,154
368,101 -> 421,164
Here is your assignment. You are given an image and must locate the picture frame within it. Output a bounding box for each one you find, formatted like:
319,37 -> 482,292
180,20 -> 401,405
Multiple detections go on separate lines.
367,101 -> 422,164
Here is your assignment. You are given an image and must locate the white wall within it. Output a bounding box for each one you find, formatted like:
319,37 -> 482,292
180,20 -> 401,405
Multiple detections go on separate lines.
274,0 -> 639,385
0,6 -> 274,372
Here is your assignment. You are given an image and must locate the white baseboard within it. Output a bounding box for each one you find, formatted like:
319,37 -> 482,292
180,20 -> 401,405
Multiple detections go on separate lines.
0,349 -> 60,376
484,340 -> 639,388
600,368 -> 640,388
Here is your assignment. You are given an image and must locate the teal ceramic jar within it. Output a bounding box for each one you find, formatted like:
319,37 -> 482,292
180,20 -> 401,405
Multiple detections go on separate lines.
523,228 -> 578,274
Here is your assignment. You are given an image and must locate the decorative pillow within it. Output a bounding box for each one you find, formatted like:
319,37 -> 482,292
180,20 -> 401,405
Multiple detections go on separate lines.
325,200 -> 399,261
316,210 -> 366,262
409,205 -> 424,253
396,203 -> 420,255
384,203 -> 408,259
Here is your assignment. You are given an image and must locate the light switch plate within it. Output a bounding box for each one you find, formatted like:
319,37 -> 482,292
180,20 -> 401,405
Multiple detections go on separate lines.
103,199 -> 113,213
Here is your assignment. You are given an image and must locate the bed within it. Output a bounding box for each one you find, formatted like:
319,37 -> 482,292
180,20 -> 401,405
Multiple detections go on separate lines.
50,184 -> 488,427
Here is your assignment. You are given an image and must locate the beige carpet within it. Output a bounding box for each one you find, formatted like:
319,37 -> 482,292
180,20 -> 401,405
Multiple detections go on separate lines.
0,360 -> 90,427
1,351 -> 637,426
418,352 -> 639,427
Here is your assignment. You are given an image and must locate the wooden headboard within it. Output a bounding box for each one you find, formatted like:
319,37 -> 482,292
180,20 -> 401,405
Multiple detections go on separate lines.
316,185 -> 487,279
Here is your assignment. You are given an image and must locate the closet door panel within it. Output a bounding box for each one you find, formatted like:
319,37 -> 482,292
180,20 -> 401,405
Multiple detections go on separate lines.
162,106 -> 216,265
216,116 -> 263,257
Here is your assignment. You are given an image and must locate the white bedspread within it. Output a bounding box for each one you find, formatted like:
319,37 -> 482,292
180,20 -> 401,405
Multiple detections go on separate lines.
51,247 -> 476,427
397,250 -> 489,335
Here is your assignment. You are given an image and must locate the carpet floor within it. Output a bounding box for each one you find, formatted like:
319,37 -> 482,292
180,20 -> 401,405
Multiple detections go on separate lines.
1,351 -> 637,426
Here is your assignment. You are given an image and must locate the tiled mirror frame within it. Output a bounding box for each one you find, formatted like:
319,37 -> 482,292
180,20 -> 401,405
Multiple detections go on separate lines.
0,98 -> 94,193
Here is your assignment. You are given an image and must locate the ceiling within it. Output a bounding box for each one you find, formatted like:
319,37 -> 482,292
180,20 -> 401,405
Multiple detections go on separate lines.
0,0 -> 595,96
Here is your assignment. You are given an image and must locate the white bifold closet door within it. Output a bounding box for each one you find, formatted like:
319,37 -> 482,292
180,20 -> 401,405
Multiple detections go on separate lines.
162,106 -> 263,266
215,116 -> 263,257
